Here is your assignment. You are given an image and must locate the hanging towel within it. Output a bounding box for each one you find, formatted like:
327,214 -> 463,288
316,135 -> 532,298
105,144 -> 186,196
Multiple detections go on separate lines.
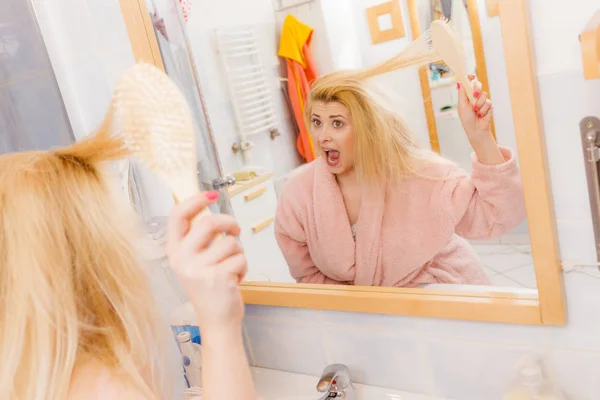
278,15 -> 318,163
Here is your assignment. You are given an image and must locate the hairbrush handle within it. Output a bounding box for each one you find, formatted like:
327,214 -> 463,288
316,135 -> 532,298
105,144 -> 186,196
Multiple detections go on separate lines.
458,75 -> 476,105
171,178 -> 224,240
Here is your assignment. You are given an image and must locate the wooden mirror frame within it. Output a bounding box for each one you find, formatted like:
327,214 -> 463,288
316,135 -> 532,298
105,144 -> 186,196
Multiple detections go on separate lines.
119,0 -> 566,326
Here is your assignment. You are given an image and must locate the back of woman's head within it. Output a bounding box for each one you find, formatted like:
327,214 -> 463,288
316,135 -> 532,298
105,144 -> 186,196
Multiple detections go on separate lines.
0,126 -> 166,399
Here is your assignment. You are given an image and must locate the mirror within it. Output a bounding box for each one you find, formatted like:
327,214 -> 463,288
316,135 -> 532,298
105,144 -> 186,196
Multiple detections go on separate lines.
120,0 -> 564,324
216,0 -> 534,292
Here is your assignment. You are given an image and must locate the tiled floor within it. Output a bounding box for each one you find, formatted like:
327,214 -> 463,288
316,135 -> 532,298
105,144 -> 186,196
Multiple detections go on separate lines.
470,243 -> 537,289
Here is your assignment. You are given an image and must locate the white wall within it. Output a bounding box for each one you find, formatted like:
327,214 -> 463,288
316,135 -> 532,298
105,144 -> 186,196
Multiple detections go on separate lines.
185,0 -> 302,178
33,0 -> 175,219
274,0 -> 336,73
242,2 -> 600,400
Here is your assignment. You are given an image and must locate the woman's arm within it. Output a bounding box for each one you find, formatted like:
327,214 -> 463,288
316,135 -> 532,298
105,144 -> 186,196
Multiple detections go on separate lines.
449,148 -> 526,240
457,75 -> 505,165
444,75 -> 526,240
201,324 -> 253,400
275,230 -> 345,284
275,191 -> 345,284
167,192 -> 257,400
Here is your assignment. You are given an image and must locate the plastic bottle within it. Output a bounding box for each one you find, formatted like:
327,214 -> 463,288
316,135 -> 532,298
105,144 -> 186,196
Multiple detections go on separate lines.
503,355 -> 566,400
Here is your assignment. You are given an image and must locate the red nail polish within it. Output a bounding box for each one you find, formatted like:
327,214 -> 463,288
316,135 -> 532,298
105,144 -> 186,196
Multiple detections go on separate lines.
456,82 -> 461,89
205,191 -> 219,200
478,113 -> 483,118
474,92 -> 480,98
473,106 -> 479,112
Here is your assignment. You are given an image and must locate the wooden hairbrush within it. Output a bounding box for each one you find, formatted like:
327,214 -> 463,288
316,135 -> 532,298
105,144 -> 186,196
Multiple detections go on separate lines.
112,63 -> 213,221
430,19 -> 476,104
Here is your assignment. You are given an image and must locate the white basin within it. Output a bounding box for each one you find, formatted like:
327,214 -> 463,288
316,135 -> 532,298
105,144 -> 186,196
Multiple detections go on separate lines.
252,367 -> 450,399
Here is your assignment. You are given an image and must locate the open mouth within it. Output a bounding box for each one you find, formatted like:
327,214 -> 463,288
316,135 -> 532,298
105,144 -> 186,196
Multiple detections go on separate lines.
323,148 -> 340,167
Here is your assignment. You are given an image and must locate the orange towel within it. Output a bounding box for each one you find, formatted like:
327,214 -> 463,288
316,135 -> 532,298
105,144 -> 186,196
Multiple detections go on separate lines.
278,15 -> 319,162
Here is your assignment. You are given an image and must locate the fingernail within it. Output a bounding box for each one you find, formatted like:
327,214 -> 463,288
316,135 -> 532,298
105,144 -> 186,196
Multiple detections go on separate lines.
474,92 -> 480,98
456,82 -> 461,89
478,113 -> 483,118
473,106 -> 479,112
205,191 -> 219,200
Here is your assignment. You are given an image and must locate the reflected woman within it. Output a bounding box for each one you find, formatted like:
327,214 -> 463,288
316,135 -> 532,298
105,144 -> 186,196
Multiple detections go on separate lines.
275,72 -> 526,287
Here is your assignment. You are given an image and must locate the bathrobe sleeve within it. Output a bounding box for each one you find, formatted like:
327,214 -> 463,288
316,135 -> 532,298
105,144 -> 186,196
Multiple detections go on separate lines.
445,147 -> 527,240
275,189 -> 344,285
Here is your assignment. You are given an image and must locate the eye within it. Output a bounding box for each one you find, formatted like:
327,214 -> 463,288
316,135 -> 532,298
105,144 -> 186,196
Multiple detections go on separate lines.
312,119 -> 322,127
333,120 -> 344,128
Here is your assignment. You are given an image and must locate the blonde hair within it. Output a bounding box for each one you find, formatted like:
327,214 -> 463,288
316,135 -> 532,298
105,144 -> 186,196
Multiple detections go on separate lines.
305,69 -> 449,185
0,121 -> 167,399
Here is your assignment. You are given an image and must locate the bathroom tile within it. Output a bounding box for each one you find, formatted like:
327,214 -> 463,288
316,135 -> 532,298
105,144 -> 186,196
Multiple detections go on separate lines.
482,265 -> 498,277
244,317 -> 328,376
513,244 -> 532,255
499,233 -> 531,245
320,308 -> 424,333
471,244 -> 514,256
547,274 -> 600,351
323,327 -> 434,395
420,315 -> 549,348
503,265 -> 537,289
489,274 -> 522,288
545,349 -> 600,400
554,219 -> 597,262
427,339 -> 544,400
482,253 -> 533,273
244,305 -> 325,324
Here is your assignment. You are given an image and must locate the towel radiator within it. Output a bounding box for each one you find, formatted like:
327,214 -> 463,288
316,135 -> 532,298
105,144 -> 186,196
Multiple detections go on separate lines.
215,26 -> 279,163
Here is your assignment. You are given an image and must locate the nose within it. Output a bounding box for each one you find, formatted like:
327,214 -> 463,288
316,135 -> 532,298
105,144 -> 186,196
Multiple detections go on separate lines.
318,128 -> 332,146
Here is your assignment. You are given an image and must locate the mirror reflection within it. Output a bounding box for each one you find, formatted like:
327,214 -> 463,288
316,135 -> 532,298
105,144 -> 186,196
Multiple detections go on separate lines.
160,0 -> 535,291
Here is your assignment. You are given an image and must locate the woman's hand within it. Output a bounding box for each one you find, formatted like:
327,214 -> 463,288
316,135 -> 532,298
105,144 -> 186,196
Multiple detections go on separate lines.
167,192 -> 258,400
166,191 -> 247,334
456,74 -> 493,143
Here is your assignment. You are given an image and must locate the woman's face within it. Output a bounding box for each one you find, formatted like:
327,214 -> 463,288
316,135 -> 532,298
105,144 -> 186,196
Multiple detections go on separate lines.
310,101 -> 354,176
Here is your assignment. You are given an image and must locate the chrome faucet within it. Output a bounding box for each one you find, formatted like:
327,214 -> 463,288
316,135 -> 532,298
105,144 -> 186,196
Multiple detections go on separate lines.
316,364 -> 355,399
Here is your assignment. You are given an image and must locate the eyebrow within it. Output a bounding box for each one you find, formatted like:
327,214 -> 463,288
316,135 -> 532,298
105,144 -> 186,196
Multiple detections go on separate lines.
311,113 -> 346,120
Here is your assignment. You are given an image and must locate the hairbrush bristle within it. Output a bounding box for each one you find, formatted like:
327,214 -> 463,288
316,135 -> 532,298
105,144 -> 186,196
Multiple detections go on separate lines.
113,63 -> 197,177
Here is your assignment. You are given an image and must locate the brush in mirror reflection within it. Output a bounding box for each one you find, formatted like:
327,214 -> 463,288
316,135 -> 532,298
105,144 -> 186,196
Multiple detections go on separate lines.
147,0 -> 534,292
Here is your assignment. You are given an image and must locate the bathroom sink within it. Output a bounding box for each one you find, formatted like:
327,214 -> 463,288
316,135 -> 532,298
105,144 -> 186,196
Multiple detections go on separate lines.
251,367 -> 450,399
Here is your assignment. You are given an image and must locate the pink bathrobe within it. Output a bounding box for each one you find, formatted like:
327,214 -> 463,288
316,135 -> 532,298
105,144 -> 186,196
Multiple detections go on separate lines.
274,147 -> 526,287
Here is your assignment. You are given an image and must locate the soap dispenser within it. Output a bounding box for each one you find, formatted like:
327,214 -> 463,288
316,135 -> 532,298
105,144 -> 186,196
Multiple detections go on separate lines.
503,355 -> 566,400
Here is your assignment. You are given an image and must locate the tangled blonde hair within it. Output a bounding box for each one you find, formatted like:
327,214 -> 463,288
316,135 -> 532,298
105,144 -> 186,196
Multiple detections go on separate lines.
0,119 -> 167,400
305,69 -> 448,185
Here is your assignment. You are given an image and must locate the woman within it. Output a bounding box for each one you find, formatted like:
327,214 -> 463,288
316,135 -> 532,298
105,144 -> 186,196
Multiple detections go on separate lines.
275,73 -> 526,287
0,124 -> 256,399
